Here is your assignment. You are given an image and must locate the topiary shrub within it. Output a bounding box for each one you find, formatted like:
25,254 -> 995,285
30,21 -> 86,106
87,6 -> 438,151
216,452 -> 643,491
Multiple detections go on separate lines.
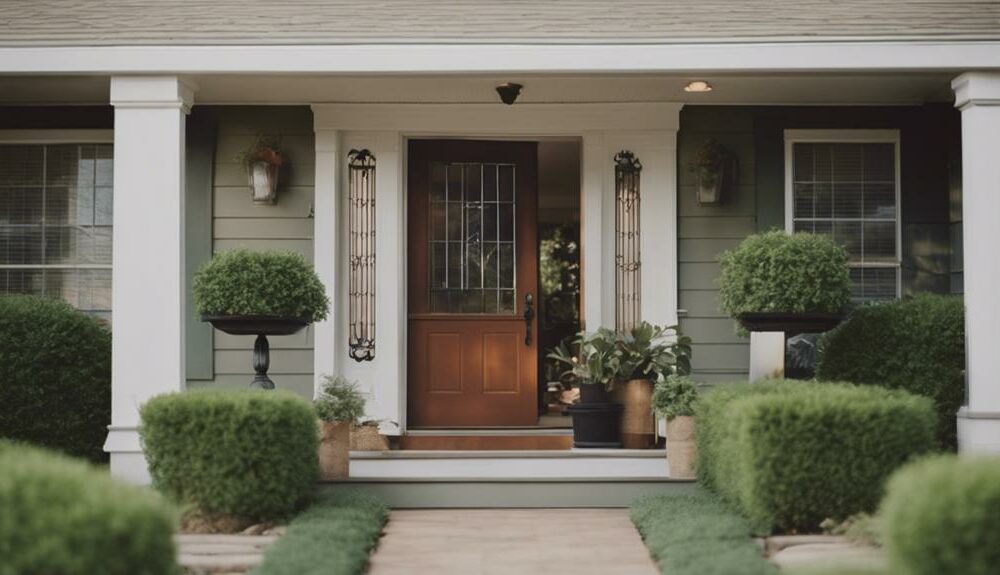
718,230 -> 851,320
0,295 -> 111,462
695,380 -> 935,533
140,389 -> 318,524
883,455 -> 1000,575
817,293 -> 965,449
0,442 -> 176,575
193,249 -> 329,322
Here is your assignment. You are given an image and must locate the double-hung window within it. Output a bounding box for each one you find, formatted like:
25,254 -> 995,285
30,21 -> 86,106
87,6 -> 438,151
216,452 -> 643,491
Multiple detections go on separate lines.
0,131 -> 114,320
785,130 -> 901,302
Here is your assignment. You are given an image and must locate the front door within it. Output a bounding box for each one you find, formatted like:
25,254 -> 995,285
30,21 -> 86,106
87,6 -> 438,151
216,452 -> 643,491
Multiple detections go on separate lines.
407,140 -> 538,427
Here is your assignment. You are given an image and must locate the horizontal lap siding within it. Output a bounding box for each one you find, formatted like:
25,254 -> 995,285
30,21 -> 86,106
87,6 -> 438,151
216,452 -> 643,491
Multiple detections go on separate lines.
187,106 -> 316,399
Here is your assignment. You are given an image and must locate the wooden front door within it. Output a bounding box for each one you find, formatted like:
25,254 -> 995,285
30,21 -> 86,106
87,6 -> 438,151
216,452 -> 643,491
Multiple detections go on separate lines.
407,140 -> 538,427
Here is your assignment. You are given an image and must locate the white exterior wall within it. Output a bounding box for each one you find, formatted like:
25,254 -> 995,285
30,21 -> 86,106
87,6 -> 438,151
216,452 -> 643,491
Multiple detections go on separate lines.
312,103 -> 681,433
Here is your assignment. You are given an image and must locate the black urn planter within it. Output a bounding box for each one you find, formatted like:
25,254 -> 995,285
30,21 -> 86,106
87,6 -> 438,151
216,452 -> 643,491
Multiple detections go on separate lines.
567,384 -> 624,448
201,315 -> 311,389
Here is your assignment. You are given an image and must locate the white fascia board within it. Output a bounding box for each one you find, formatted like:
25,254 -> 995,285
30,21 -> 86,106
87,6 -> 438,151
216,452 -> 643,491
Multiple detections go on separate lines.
1,41 -> 1000,74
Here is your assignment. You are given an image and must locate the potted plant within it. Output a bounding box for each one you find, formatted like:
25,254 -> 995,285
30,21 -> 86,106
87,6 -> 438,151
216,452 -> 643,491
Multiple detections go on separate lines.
350,419 -> 396,451
548,329 -> 623,448
719,230 -> 851,335
235,134 -> 285,205
314,375 -> 366,481
193,249 -> 329,389
615,322 -> 692,449
652,375 -> 699,479
691,138 -> 735,206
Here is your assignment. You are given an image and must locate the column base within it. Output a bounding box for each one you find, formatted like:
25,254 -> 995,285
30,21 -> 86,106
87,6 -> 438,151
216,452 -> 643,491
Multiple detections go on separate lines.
749,332 -> 785,381
104,426 -> 151,484
957,407 -> 1000,455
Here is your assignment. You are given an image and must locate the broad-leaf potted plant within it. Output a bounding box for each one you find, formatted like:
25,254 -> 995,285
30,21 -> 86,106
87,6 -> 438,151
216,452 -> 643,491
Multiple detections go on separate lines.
193,249 -> 329,389
719,230 -> 851,335
314,375 -> 366,481
615,322 -> 692,449
548,329 -> 624,448
652,375 -> 699,479
235,134 -> 285,205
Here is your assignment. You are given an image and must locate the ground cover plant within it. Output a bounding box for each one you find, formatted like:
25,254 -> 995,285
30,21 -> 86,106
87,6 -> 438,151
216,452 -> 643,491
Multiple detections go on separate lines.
882,455 -> 1000,575
817,293 -> 965,448
140,389 -> 318,527
696,380 -> 935,533
0,295 -> 111,462
631,492 -> 776,575
0,442 -> 176,575
252,489 -> 389,575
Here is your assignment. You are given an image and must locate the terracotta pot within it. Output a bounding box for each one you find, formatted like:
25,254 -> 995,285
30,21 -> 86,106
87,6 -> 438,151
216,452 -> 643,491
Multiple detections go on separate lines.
666,416 -> 697,479
351,424 -> 390,451
613,378 -> 656,449
318,420 -> 350,481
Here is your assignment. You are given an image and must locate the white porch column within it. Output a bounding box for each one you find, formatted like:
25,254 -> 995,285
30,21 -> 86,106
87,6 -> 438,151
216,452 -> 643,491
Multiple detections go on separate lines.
953,72 -> 1000,454
313,128 -> 341,397
105,76 -> 194,483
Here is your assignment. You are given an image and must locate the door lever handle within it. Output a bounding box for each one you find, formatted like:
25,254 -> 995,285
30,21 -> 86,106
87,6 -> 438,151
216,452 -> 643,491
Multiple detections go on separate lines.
523,293 -> 534,346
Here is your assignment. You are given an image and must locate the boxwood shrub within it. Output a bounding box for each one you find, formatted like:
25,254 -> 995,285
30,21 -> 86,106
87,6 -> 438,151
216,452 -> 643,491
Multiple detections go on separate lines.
140,389 -> 319,523
193,249 -> 330,322
696,380 -> 935,533
0,442 -> 176,575
0,295 -> 111,462
718,230 -> 851,319
883,455 -> 1000,575
817,293 -> 965,449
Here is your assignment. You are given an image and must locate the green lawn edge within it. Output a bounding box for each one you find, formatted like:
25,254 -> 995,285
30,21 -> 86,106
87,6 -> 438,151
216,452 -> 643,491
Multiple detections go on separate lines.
631,492 -> 778,575
251,489 -> 389,575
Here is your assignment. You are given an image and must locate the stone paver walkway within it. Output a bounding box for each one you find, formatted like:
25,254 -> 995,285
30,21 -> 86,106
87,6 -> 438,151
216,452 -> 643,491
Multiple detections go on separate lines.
368,509 -> 658,575
176,533 -> 280,574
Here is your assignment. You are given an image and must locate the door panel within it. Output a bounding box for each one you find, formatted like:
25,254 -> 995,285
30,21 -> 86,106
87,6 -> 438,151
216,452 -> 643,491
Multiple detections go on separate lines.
408,140 -> 538,427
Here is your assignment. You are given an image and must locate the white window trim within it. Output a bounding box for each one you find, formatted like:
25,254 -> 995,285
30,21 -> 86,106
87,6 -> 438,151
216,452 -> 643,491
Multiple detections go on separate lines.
783,128 -> 902,298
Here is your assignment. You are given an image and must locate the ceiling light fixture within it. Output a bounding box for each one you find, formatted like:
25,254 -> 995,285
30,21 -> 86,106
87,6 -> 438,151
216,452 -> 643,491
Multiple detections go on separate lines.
684,80 -> 713,93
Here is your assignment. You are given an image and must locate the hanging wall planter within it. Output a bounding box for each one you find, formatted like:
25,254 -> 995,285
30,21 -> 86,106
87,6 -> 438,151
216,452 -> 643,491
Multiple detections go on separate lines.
236,135 -> 285,205
692,138 -> 736,206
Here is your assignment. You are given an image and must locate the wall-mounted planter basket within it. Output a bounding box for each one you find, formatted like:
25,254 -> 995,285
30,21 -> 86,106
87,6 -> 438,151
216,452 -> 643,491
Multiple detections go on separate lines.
201,315 -> 310,389
248,160 -> 281,205
693,139 -> 737,206
737,312 -> 843,336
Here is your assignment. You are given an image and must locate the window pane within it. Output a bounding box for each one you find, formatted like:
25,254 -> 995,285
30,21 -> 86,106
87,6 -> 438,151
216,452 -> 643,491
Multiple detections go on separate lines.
833,183 -> 862,218
864,183 -> 895,219
793,183 -> 814,219
863,222 -> 896,262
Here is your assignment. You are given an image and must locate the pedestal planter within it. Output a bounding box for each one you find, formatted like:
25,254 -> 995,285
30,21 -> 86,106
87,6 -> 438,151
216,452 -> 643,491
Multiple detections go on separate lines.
318,420 -> 351,481
737,312 -> 843,337
567,384 -> 623,448
666,416 -> 696,479
201,315 -> 310,389
614,378 -> 656,449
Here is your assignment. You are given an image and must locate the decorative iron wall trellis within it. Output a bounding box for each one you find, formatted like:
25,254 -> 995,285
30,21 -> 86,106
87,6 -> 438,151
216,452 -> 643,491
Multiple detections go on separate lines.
614,150 -> 642,332
348,149 -> 376,361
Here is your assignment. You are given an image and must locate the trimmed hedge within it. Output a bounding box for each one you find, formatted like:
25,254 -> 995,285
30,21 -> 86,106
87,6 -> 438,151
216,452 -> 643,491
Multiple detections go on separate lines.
631,492 -> 777,575
817,294 -> 965,449
883,455 -> 1000,575
696,380 -> 935,533
0,295 -> 111,462
0,442 -> 176,575
252,489 -> 389,575
140,389 -> 318,522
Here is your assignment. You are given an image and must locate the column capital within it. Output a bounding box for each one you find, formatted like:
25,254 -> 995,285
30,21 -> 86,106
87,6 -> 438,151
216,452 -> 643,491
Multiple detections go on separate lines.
952,72 -> 1000,111
110,76 -> 196,113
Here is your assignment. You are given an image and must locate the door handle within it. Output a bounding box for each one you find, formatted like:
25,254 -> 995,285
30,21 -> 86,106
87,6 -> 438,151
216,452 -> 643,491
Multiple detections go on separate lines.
523,293 -> 534,346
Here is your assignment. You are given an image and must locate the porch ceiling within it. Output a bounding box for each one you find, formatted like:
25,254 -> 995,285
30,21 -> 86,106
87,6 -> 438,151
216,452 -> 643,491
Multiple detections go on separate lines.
0,73 -> 956,106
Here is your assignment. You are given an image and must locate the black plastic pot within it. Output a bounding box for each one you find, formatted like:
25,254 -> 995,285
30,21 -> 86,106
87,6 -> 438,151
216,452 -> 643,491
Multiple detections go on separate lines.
568,384 -> 624,448
201,315 -> 311,389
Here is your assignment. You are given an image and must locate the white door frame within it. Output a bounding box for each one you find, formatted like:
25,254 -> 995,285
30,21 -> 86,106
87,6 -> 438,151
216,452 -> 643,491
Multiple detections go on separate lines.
312,102 -> 681,433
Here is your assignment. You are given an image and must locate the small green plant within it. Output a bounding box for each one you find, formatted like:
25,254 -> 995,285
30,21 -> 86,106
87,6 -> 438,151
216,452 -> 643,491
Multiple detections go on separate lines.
652,375 -> 699,419
235,134 -> 285,167
820,512 -> 882,547
818,294 -> 965,449
0,295 -> 111,462
0,442 -> 177,575
882,455 -> 1000,575
193,249 -> 329,322
315,375 -> 366,424
696,380 -> 935,534
718,230 -> 851,323
140,389 -> 318,524
548,322 -> 692,390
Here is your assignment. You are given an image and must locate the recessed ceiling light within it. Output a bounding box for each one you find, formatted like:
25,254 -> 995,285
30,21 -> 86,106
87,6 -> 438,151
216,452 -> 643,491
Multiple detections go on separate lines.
684,80 -> 713,93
